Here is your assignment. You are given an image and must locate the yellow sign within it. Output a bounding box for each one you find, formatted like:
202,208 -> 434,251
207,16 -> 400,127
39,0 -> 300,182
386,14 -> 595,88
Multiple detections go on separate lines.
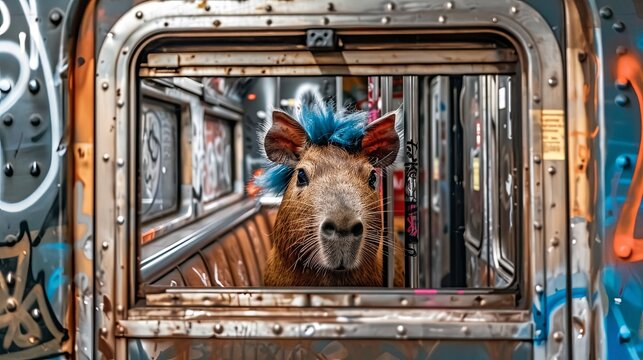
542,109 -> 565,160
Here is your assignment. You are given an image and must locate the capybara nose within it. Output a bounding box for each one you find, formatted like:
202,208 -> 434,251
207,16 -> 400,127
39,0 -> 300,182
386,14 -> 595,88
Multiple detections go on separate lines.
321,219 -> 363,239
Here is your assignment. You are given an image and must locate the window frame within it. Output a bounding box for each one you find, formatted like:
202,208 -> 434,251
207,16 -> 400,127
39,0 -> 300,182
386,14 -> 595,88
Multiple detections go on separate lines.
93,0 -> 568,354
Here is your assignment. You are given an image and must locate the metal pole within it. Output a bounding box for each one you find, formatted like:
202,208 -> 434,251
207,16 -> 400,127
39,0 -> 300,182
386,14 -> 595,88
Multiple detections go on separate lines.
380,76 -> 395,288
403,76 -> 419,288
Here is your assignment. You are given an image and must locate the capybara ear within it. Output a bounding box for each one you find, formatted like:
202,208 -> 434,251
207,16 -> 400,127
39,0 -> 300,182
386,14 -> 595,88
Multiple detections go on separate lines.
264,110 -> 309,166
361,111 -> 400,167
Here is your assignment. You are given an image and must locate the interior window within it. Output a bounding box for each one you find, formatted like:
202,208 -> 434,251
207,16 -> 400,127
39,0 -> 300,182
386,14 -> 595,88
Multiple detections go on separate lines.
136,74 -> 520,291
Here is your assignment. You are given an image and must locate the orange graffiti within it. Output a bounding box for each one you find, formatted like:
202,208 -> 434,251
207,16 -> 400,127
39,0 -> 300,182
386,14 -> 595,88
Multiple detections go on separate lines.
613,54 -> 643,262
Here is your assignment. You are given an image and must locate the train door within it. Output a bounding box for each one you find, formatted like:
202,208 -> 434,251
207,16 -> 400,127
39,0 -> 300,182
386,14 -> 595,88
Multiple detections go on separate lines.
86,1 -> 569,359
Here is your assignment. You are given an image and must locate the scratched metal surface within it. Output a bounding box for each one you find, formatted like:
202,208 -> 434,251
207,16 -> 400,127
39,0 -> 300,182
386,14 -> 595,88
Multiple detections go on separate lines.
0,0 -> 75,358
127,339 -> 532,360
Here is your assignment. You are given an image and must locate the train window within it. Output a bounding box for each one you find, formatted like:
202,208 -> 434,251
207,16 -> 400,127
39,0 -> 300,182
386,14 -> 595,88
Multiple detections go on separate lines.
136,72 -> 521,292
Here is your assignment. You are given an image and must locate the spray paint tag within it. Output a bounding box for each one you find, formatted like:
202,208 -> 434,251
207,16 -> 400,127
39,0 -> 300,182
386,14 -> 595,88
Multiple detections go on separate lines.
542,109 -> 565,160
472,157 -> 480,191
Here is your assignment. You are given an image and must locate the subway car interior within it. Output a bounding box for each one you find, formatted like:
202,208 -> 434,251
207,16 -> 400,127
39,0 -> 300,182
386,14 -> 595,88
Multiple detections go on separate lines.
135,35 -> 522,293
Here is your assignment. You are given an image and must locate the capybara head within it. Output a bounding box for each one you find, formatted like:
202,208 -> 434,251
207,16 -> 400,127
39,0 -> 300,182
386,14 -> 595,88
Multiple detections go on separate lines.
259,104 -> 400,280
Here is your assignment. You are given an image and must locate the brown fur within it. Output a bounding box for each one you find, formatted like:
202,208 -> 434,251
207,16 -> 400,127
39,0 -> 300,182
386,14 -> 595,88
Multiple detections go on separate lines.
264,145 -> 405,287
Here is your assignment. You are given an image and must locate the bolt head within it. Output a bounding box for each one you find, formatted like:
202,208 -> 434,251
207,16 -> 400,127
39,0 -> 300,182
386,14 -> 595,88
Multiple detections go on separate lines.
612,21 -> 625,32
599,6 -> 613,19
30,114 -> 42,127
32,308 -> 41,319
214,323 -> 224,334
4,163 -> 14,177
102,153 -> 110,162
6,298 -> 17,312
30,162 -> 41,177
615,94 -> 629,106
49,9 -> 63,25
2,114 -> 13,126
102,241 -> 109,250
28,79 -> 40,94
0,79 -> 12,92
445,1 -> 454,10
381,16 -> 390,24
548,77 -> 558,87
438,15 -> 446,23
272,324 -> 283,335
101,82 -> 109,90
116,216 -> 125,225
135,11 -> 143,19
547,166 -> 556,175
396,325 -> 406,335
510,6 -> 518,14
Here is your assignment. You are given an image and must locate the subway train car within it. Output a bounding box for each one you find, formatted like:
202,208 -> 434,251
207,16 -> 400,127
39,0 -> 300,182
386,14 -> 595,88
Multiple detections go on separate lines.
0,0 -> 642,359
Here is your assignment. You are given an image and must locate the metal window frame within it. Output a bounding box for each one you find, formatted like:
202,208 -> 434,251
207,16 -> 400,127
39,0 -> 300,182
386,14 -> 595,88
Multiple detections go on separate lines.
94,1 -> 567,358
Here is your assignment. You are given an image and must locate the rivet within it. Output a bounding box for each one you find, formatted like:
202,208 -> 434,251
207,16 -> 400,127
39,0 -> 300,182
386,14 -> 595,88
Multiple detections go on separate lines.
461,326 -> 470,335
386,2 -> 396,11
100,327 -> 108,335
612,21 -> 625,32
615,94 -> 629,106
31,308 -> 41,319
445,1 -> 454,10
117,158 -> 125,167
616,46 -> 628,55
535,284 -> 544,294
616,155 -> 631,169
266,19 -> 272,26
102,241 -> 109,250
438,15 -> 446,23
527,43 -> 533,49
533,94 -> 541,103
577,52 -> 587,62
327,3 -> 335,11
491,17 -> 498,23
599,6 -> 612,19
28,79 -> 40,94
550,237 -> 560,247
272,324 -> 283,335
214,323 -> 224,334
396,325 -> 406,335
102,153 -> 110,162
535,329 -> 542,337
400,298 -> 408,306
6,272 -> 14,285
4,163 -> 14,177
265,4 -> 272,12
615,78 -> 630,90
116,305 -> 124,314
0,79 -> 11,92
101,82 -> 109,90
117,325 -> 125,334
510,6 -> 518,14
30,162 -> 41,177
382,16 -> 390,24
533,155 -> 541,164
116,216 -> 125,225
117,99 -> 125,107
28,336 -> 38,344
2,114 -> 13,126
547,166 -> 556,175
30,114 -> 42,126
548,77 -> 558,87
321,17 -> 329,25
553,331 -> 564,342
204,4 -> 211,11
49,9 -> 63,25
213,19 -> 221,27
135,11 -> 143,19
6,298 -> 17,312
619,325 -> 631,343
534,222 -> 542,230
616,244 -> 632,259
335,325 -> 344,334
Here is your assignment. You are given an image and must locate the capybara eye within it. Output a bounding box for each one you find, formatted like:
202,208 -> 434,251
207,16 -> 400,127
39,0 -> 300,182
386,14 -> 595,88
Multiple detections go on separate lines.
368,170 -> 377,189
296,168 -> 309,187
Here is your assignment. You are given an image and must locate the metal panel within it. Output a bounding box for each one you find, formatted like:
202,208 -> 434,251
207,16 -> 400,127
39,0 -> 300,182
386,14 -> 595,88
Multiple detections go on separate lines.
93,1 -> 566,358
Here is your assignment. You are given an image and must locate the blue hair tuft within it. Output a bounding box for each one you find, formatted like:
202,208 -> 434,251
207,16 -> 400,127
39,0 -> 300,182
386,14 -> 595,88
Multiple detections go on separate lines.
255,102 -> 368,195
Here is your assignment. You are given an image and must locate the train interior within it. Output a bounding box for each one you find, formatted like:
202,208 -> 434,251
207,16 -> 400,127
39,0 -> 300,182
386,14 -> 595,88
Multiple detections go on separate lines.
136,73 -> 521,294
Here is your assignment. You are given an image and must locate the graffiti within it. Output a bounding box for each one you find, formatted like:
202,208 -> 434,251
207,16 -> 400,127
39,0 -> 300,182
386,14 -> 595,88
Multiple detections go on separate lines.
405,140 -> 419,257
613,53 -> 643,262
0,222 -> 68,357
202,118 -> 233,202
140,103 -> 179,221
0,0 -> 61,213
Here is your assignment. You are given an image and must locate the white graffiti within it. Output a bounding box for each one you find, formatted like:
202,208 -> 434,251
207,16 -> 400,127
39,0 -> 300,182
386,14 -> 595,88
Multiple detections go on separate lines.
0,0 -> 61,213
0,1 -> 10,36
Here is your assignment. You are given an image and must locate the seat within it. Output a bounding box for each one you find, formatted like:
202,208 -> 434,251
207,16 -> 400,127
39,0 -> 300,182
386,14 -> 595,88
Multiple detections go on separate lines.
220,233 -> 252,286
178,255 -> 212,287
233,227 -> 262,286
154,268 -> 186,287
201,243 -> 235,287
